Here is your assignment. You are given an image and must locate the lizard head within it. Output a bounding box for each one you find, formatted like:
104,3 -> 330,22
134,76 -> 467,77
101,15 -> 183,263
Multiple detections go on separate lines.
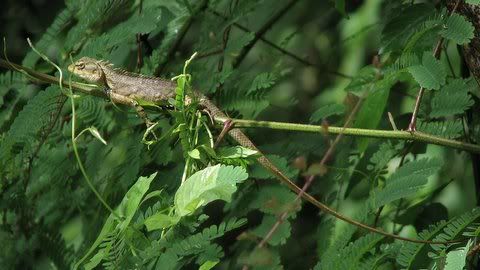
68,57 -> 105,84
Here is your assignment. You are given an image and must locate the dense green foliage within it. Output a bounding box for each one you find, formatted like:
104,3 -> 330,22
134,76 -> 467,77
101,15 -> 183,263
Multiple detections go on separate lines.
2,0 -> 480,269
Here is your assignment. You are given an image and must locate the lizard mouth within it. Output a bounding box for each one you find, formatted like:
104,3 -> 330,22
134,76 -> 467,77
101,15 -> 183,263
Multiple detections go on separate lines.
67,64 -> 75,73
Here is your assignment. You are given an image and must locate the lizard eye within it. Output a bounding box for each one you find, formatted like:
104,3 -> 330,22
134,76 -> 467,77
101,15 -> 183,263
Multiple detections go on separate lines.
75,62 -> 85,69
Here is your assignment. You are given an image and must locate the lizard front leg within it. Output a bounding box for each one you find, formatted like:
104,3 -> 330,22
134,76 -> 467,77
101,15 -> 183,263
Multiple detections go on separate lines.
132,100 -> 158,141
108,87 -> 158,140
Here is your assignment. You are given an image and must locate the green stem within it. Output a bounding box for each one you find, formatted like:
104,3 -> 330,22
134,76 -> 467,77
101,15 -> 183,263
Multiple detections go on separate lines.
70,94 -> 119,218
213,117 -> 480,154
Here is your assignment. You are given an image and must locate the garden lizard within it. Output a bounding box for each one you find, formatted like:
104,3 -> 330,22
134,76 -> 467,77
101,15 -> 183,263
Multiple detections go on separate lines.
67,57 -> 448,244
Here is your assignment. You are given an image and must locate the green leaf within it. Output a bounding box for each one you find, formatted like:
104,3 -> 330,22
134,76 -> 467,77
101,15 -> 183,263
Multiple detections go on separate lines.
444,240 -> 473,270
188,149 -> 201,159
252,215 -> 291,246
408,52 -> 446,90
174,165 -> 248,216
368,141 -> 399,172
249,185 -> 299,216
144,213 -> 180,231
250,155 -> 298,180
397,221 -> 449,269
371,158 -> 443,209
418,120 -> 463,139
345,66 -> 377,93
317,233 -> 384,270
354,79 -> 393,153
466,0 -> 480,4
248,72 -> 277,94
430,78 -> 474,118
80,127 -> 107,145
384,52 -> 420,75
440,13 -> 474,45
380,4 -> 435,54
216,146 -> 258,159
199,260 -> 219,270
310,104 -> 345,123
75,172 -> 157,269
117,172 -> 157,230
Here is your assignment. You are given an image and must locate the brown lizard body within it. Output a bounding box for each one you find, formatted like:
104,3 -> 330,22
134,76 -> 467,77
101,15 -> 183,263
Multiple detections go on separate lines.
67,57 -> 454,244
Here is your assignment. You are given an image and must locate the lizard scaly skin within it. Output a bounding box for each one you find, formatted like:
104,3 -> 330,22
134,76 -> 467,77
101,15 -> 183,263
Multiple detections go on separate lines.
68,57 -> 453,244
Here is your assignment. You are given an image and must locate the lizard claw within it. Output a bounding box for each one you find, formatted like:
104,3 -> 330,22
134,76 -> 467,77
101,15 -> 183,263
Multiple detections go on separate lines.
104,87 -> 112,98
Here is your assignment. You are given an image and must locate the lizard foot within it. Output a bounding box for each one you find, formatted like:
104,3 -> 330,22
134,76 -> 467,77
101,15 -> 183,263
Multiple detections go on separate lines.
142,121 -> 159,147
103,87 -> 112,98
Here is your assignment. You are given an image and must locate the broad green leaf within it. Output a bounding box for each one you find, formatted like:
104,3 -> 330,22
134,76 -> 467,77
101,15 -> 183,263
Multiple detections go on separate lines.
466,0 -> 480,4
75,172 -> 157,269
188,148 -> 201,159
252,215 -> 291,246
418,119 -> 463,139
444,240 -> 472,270
371,158 -> 443,209
408,52 -> 446,90
144,213 -> 180,231
354,79 -> 393,153
408,52 -> 447,89
199,261 -> 219,270
249,185 -> 299,216
74,215 -> 116,270
368,141 -> 399,172
117,172 -> 157,230
430,78 -> 474,118
140,190 -> 164,205
440,13 -> 474,45
174,165 -> 248,216
216,146 -> 258,159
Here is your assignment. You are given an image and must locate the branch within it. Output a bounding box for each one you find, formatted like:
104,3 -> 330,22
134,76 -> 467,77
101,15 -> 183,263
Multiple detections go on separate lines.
232,0 -> 299,68
209,8 -> 352,78
255,91 -> 366,251
0,58 -> 135,106
153,0 -> 209,76
213,116 -> 480,154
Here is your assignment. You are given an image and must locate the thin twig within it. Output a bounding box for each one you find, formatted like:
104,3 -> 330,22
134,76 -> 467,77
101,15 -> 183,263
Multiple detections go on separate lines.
246,89 -> 367,270
209,9 -> 352,78
232,0 -> 299,69
154,0 -> 209,76
444,43 -> 456,78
